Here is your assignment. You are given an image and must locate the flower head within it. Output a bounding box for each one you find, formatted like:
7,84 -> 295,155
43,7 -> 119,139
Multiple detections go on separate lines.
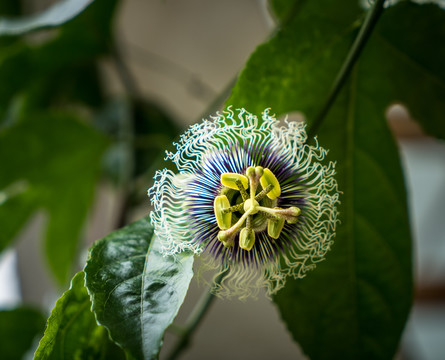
148,108 -> 339,299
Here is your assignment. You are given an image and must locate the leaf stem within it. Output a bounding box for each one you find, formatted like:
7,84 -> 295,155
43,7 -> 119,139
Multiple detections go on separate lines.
166,271 -> 227,360
308,0 -> 387,139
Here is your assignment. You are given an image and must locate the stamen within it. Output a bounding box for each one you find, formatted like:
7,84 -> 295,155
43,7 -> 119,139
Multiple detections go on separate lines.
217,207 -> 254,246
246,166 -> 263,200
257,206 -> 301,223
259,168 -> 281,200
234,179 -> 249,201
239,227 -> 255,251
221,173 -> 249,191
268,217 -> 285,239
222,202 -> 244,214
214,195 -> 232,230
254,183 -> 274,202
215,168 -> 298,251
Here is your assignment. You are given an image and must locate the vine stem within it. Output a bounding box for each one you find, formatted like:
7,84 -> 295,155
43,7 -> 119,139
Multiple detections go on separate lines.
166,271 -> 227,360
307,0 -> 387,139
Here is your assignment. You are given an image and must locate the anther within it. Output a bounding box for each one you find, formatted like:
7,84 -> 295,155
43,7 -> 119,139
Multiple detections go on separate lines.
267,217 -> 285,239
239,228 -> 255,251
214,195 -> 232,229
260,168 -> 281,200
221,173 -> 249,191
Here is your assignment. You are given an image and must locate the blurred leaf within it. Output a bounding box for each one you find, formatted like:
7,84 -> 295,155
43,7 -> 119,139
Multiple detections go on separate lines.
0,0 -> 94,36
0,0 -> 118,117
132,99 -> 180,178
0,2 -> 21,47
0,307 -> 46,360
0,113 -> 108,284
0,2 -> 21,16
26,63 -> 105,109
35,271 -> 125,360
95,98 -> 180,185
85,216 -> 194,360
94,98 -> 133,185
228,0 -> 415,358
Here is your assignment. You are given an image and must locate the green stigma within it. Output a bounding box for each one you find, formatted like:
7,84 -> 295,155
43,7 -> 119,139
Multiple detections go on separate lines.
213,166 -> 300,251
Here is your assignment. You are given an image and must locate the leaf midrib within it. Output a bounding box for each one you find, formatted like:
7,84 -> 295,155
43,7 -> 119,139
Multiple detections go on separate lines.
140,234 -> 155,359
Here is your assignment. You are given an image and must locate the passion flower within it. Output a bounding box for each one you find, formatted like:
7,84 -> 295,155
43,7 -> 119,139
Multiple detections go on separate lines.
148,108 -> 339,299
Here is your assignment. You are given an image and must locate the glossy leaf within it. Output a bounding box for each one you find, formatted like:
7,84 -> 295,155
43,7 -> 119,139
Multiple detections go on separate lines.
0,0 -> 93,36
0,113 -> 108,284
0,307 -> 46,360
228,0 -> 417,358
85,216 -> 194,360
35,271 -> 125,360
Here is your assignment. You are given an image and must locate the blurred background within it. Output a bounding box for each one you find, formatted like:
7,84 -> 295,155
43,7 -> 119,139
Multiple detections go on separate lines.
0,1 -> 444,359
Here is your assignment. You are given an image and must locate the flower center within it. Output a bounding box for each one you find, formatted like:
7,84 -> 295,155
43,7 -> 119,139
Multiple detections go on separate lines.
213,166 -> 301,251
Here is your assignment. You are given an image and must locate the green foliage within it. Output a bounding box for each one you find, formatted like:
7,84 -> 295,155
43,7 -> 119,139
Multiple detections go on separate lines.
226,0 -> 430,358
0,0 -> 94,35
0,307 -> 46,360
35,271 -> 125,360
1,0 -> 444,359
0,0 -> 118,284
85,217 -> 194,360
368,1 -> 445,140
0,113 -> 108,284
0,0 -> 117,119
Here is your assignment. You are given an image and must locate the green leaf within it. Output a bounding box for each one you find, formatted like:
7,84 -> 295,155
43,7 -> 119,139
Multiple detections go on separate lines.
0,0 -> 94,36
0,307 -> 46,360
0,113 -> 108,284
35,271 -> 125,360
228,0 -> 415,358
229,0 -> 361,119
369,1 -> 445,140
85,216 -> 194,360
